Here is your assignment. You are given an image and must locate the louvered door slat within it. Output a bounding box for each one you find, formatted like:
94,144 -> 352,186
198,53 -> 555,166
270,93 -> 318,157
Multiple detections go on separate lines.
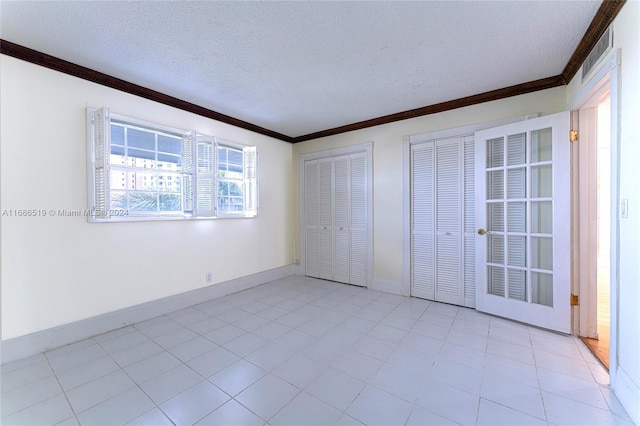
411,143 -> 435,299
463,135 -> 476,306
305,161 -> 319,278
334,156 -> 350,283
350,153 -> 367,286
318,159 -> 334,280
436,141 -> 461,233
436,236 -> 461,304
435,140 -> 462,304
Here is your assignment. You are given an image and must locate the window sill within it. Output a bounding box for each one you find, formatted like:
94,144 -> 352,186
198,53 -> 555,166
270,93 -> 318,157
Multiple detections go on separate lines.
88,213 -> 257,223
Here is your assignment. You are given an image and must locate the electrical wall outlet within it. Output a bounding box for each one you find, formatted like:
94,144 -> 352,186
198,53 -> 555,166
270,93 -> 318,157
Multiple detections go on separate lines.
621,199 -> 629,218
206,272 -> 213,282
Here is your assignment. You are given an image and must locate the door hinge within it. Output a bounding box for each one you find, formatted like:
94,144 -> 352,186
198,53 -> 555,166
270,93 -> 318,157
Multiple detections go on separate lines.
571,294 -> 579,306
570,130 -> 578,142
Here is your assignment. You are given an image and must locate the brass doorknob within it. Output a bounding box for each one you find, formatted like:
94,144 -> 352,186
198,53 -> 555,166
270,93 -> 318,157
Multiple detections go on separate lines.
477,228 -> 487,235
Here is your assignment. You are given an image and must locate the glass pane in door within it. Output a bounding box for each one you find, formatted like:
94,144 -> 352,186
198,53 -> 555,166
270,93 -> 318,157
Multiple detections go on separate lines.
532,272 -> 553,306
507,168 -> 526,198
532,237 -> 553,270
485,127 -> 555,304
487,171 -> 504,199
488,266 -> 505,297
507,133 -> 526,166
487,203 -> 504,232
508,269 -> 527,301
531,165 -> 552,197
531,128 -> 552,162
487,137 -> 504,168
532,201 -> 553,233
487,234 -> 504,264
507,202 -> 526,232
508,236 -> 526,267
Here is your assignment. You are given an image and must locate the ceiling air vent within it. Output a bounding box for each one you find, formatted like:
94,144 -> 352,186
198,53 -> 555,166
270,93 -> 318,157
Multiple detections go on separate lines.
582,27 -> 613,82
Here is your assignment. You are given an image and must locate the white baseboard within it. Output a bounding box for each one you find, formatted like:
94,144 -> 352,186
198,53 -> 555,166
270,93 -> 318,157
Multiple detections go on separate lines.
1,264 -> 297,364
370,278 -> 410,296
614,365 -> 640,425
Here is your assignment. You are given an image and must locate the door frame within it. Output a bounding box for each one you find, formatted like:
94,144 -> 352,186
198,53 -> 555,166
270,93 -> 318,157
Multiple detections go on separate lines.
403,116 -> 536,301
569,49 -> 621,379
299,142 -> 373,287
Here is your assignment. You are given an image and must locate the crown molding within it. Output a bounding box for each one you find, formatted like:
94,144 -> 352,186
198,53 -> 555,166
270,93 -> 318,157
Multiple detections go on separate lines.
0,39 -> 293,143
0,0 -> 626,143
561,0 -> 626,84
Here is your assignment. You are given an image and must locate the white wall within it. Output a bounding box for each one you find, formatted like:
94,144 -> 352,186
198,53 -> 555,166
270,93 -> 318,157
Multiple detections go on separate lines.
0,56 -> 294,340
292,87 -> 566,293
567,2 -> 640,423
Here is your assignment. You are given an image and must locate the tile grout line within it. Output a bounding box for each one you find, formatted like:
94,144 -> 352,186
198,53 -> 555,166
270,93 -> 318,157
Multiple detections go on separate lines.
44,349 -> 81,426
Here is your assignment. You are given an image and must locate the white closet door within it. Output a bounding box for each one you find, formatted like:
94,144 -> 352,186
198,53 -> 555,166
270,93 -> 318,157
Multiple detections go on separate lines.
411,143 -> 435,299
411,137 -> 467,306
334,156 -> 350,284
463,135 -> 476,307
305,160 -> 319,278
435,138 -> 463,305
350,153 -> 367,286
318,158 -> 334,280
304,149 -> 369,287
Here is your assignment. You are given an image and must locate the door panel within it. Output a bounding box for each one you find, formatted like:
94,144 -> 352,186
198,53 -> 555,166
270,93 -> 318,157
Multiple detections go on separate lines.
333,156 -> 350,283
318,159 -> 333,280
463,135 -> 476,307
475,111 -> 570,333
435,140 -> 462,304
304,161 -> 319,278
350,153 -> 367,286
411,143 -> 436,300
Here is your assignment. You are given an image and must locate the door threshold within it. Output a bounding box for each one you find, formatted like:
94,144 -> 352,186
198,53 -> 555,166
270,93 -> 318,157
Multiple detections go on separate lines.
580,334 -> 610,371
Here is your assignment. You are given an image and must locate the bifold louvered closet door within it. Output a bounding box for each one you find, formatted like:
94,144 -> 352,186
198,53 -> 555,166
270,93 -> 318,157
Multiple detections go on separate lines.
305,153 -> 367,286
411,136 -> 476,307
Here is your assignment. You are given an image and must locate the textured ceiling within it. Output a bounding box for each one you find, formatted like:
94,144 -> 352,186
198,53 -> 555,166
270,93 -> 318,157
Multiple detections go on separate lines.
1,1 -> 601,138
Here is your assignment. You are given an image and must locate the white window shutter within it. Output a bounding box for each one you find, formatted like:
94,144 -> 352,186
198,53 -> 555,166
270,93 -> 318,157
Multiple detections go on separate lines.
243,146 -> 258,216
195,134 -> 215,217
182,130 -> 196,215
93,107 -> 111,219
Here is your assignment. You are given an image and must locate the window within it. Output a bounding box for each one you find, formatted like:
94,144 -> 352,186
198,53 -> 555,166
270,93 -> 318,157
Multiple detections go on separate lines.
88,107 -> 258,221
216,144 -> 246,213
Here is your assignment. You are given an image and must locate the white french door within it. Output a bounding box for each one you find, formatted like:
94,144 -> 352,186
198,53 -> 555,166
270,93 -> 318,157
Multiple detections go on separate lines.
475,112 -> 571,333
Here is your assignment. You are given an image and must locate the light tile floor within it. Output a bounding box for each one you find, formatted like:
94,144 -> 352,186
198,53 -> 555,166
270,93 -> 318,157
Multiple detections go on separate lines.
1,276 -> 634,426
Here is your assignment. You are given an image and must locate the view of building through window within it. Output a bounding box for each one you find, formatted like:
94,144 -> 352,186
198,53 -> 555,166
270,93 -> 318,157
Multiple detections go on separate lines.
217,145 -> 244,212
88,107 -> 257,221
109,123 -> 184,213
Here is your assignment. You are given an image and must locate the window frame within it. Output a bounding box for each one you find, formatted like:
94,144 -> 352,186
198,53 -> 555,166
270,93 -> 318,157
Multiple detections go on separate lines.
108,117 -> 186,218
87,107 -> 258,222
216,139 -> 249,217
